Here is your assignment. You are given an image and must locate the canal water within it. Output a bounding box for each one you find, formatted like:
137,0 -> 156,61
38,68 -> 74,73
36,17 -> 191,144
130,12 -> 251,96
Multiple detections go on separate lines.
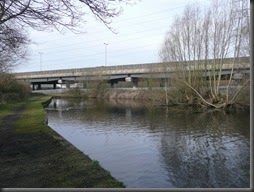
46,98 -> 250,188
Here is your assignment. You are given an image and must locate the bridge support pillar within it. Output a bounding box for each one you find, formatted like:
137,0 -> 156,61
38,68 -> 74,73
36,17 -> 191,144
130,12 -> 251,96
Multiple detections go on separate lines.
32,84 -> 35,90
53,100 -> 57,108
53,83 -> 56,89
66,83 -> 70,88
132,78 -> 138,87
110,81 -> 115,88
38,83 -> 41,90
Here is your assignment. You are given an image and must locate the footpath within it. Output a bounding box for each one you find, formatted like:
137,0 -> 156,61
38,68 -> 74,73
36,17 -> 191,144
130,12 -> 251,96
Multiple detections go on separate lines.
0,96 -> 124,188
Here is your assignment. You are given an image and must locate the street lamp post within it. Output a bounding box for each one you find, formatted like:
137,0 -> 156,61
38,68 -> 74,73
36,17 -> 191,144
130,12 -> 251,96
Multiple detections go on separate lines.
39,52 -> 43,71
104,43 -> 108,66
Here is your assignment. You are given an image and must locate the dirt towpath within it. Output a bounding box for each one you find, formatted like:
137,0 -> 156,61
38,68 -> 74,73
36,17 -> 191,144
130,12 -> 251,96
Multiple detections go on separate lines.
0,104 -> 26,155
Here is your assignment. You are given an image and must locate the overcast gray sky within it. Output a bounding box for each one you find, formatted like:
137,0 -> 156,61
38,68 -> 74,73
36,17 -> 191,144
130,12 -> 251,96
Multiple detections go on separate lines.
15,0 -> 209,72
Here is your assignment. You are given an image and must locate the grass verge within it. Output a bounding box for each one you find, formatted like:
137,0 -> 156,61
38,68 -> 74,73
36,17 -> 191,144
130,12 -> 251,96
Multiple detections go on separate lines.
0,95 -> 125,188
0,100 -> 26,121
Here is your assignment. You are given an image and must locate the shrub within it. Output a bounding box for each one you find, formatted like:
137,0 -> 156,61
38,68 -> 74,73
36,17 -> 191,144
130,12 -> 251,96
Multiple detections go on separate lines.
0,73 -> 31,103
67,87 -> 86,97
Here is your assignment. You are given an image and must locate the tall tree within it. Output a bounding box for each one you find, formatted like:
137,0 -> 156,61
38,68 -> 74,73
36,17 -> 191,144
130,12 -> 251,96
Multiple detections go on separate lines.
159,0 -> 250,108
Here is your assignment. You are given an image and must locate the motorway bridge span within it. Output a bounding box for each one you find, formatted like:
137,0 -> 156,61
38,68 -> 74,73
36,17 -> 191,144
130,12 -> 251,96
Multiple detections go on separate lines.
14,57 -> 250,90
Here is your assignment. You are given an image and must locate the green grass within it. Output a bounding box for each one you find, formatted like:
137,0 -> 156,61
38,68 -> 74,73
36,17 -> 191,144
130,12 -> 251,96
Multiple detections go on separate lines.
15,96 -> 51,134
0,99 -> 26,121
0,95 -> 125,188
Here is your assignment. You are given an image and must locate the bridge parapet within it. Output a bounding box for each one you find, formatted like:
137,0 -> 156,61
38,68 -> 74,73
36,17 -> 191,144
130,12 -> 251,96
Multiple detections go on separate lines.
14,57 -> 250,80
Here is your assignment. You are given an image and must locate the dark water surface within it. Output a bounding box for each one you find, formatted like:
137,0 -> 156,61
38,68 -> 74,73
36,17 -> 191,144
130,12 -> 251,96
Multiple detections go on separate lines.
46,98 -> 250,188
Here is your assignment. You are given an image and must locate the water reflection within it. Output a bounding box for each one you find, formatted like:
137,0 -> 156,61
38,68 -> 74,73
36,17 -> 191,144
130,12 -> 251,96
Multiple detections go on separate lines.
46,98 -> 250,188
158,110 -> 250,188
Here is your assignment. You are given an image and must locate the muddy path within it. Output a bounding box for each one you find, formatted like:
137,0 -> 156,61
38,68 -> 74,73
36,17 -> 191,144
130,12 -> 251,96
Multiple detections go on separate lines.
0,104 -> 30,187
0,104 -> 26,156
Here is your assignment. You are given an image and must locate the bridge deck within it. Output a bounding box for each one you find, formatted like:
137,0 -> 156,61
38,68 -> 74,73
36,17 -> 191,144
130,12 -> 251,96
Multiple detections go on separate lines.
14,57 -> 249,80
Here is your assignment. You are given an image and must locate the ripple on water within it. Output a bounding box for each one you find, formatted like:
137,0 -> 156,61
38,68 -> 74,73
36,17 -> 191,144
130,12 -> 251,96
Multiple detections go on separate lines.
47,98 -> 250,188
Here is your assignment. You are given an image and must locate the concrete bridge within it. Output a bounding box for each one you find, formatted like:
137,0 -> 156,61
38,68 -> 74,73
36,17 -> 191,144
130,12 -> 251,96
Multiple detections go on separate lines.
14,57 -> 250,90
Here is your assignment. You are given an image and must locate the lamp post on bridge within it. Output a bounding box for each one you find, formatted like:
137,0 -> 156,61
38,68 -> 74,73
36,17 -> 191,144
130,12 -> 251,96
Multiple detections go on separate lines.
104,43 -> 108,66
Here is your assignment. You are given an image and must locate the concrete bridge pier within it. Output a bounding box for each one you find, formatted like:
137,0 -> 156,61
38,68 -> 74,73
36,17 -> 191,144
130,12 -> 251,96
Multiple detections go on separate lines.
109,79 -> 119,88
32,83 -> 41,90
38,83 -> 41,90
132,77 -> 139,88
110,81 -> 115,88
66,82 -> 70,89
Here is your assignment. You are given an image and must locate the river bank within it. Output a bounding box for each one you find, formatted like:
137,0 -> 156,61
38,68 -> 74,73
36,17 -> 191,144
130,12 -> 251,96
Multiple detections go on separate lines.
50,87 -> 250,111
0,95 -> 125,188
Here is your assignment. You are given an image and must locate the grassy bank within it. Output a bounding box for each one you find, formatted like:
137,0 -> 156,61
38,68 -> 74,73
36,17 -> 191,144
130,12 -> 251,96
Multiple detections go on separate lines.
93,87 -> 250,109
0,101 -> 24,120
0,95 -> 125,188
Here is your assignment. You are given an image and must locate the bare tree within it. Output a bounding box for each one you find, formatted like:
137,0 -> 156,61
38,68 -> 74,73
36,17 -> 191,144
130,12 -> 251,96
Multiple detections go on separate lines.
0,21 -> 29,72
0,0 -> 135,32
0,0 -> 136,72
159,0 -> 250,109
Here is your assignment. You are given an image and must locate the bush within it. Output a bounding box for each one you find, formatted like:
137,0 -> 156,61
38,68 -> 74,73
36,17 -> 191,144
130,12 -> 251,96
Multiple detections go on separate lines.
234,86 -> 250,105
0,73 -> 31,103
67,87 -> 86,97
166,81 -> 197,105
